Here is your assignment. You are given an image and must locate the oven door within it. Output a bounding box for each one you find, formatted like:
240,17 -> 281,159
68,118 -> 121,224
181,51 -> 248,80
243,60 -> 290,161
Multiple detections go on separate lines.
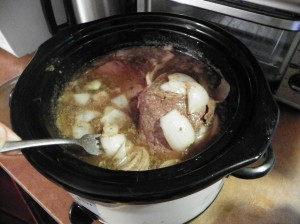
138,0 -> 300,109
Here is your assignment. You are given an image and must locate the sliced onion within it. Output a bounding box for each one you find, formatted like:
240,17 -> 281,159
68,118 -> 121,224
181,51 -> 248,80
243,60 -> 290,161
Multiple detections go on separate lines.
160,80 -> 186,94
102,106 -> 116,115
84,80 -> 102,90
101,134 -> 126,157
136,147 -> 150,170
160,109 -> 195,151
159,159 -> 180,168
92,90 -> 109,102
160,73 -> 200,95
103,124 -> 119,136
100,107 -> 128,126
75,110 -> 100,123
187,82 -> 209,114
118,146 -> 150,171
120,149 -> 142,171
72,123 -> 93,139
113,140 -> 131,161
73,93 -> 90,106
196,125 -> 208,140
168,73 -> 195,82
111,94 -> 129,109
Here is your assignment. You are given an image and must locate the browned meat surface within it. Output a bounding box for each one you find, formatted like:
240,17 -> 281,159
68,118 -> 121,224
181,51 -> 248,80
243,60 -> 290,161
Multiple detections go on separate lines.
93,60 -> 146,99
138,74 -> 184,156
90,47 -> 227,158
114,46 -> 175,76
138,74 -> 216,156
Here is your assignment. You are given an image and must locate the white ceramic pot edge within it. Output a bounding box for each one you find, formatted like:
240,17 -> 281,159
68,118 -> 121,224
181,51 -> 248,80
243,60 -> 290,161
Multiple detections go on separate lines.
70,179 -> 224,224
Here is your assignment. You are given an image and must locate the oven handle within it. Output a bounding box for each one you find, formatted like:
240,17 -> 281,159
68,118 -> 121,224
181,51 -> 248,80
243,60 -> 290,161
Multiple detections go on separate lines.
140,0 -> 300,31
231,146 -> 275,179
40,0 -> 76,35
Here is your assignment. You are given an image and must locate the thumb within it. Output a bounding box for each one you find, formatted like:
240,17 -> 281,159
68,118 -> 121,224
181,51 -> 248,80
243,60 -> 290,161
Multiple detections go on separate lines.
0,123 -> 21,149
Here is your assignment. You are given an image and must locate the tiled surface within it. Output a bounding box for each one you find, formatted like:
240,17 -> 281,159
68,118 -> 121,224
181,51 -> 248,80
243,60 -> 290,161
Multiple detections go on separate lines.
0,103 -> 299,224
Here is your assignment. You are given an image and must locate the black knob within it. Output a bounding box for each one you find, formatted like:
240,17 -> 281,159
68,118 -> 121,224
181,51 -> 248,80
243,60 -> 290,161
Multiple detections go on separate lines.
288,73 -> 300,92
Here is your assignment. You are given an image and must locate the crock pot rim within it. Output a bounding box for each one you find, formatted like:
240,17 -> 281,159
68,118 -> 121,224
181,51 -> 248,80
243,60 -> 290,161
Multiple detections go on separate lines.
10,12 -> 279,203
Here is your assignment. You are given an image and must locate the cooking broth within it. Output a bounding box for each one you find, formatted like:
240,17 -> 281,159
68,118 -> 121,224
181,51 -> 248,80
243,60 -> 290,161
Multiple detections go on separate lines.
55,45 -> 230,171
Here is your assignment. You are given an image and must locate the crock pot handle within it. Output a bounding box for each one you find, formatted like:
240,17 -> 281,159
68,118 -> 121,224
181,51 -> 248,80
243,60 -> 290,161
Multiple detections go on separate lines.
231,146 -> 275,179
69,203 -> 99,224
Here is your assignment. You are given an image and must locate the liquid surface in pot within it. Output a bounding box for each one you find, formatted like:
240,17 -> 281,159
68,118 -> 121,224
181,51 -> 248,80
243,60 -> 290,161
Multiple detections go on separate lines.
55,46 -> 230,171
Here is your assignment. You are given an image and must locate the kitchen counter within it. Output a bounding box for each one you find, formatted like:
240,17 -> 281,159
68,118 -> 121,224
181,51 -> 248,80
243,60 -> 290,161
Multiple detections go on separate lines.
1,102 -> 300,224
194,103 -> 300,224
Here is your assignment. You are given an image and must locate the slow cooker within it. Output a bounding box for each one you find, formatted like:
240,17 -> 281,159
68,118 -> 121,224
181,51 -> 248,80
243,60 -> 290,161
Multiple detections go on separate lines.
9,13 -> 279,224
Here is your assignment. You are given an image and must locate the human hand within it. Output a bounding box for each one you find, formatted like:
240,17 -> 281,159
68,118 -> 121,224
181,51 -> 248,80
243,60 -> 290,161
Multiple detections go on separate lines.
0,123 -> 21,149
0,48 -> 28,150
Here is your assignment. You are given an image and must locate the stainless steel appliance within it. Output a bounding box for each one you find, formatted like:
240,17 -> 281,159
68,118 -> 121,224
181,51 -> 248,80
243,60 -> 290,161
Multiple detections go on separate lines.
41,0 -> 136,34
138,0 -> 300,109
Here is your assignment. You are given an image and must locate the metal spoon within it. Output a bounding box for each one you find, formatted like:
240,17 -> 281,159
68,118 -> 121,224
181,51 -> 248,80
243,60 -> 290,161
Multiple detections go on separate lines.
0,134 -> 102,156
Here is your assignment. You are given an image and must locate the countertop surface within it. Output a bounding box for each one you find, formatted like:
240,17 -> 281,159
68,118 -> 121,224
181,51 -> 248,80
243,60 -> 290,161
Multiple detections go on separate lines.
1,93 -> 300,224
194,104 -> 300,224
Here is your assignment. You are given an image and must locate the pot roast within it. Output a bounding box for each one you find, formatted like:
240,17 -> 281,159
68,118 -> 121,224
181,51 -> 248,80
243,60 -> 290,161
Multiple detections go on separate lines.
55,46 -> 230,170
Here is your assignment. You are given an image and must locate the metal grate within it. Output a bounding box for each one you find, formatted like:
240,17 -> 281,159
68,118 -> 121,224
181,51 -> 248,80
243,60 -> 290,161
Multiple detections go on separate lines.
148,0 -> 298,81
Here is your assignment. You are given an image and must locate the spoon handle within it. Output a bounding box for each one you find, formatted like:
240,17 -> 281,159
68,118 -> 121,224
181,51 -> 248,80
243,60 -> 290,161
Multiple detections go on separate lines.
0,139 -> 76,153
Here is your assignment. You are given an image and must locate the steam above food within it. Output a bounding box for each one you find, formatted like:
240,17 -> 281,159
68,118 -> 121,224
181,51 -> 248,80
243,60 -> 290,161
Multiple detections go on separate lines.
55,46 -> 230,171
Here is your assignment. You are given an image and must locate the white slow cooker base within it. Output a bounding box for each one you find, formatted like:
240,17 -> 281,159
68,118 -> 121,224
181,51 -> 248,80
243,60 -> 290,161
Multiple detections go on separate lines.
71,179 -> 224,224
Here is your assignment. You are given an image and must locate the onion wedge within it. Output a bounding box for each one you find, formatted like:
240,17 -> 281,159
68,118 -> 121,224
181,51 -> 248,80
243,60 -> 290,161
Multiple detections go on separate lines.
187,82 -> 209,114
101,134 -> 126,157
160,109 -> 195,151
